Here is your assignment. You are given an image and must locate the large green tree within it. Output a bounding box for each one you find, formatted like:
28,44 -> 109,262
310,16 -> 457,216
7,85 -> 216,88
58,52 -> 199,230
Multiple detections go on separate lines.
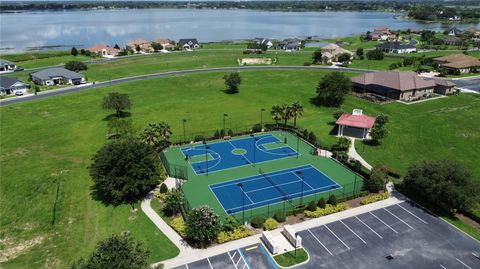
102,92 -> 131,117
89,139 -> 162,208
185,205 -> 220,247
223,72 -> 242,93
404,160 -> 480,212
366,165 -> 387,193
312,49 -> 322,64
71,234 -> 149,269
314,72 -> 351,107
65,60 -> 87,72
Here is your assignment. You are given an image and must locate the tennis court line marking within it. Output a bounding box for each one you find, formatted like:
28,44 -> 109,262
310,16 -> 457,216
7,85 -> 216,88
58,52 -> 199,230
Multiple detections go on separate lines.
243,192 -> 255,204
340,220 -> 367,244
291,171 -> 315,190
456,258 -> 472,269
325,224 -> 350,250
355,216 -> 383,239
383,208 -> 414,230
180,133 -> 272,149
308,229 -> 334,255
224,183 -> 341,212
254,135 -> 299,157
207,257 -> 213,269
370,212 -> 398,234
244,177 -> 313,194
209,165 -> 315,189
397,203 -> 428,224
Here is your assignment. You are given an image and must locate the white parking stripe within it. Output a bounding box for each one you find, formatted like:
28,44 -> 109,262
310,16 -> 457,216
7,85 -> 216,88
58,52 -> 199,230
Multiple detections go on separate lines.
207,257 -> 214,269
355,216 -> 383,239
370,212 -> 398,234
325,225 -> 350,250
308,229 -> 333,256
340,220 -> 367,244
185,264 -> 189,269
440,265 -> 447,269
456,258 -> 472,269
397,203 -> 428,224
228,251 -> 239,269
236,256 -> 241,266
384,208 -> 415,230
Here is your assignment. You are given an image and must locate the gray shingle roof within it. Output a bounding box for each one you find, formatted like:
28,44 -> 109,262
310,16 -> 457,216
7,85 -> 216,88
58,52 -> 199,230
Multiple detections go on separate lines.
0,77 -> 28,89
31,67 -> 84,81
178,39 -> 199,46
0,59 -> 15,66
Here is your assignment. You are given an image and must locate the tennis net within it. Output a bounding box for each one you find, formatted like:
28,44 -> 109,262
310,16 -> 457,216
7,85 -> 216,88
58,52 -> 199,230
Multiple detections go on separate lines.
259,168 -> 293,203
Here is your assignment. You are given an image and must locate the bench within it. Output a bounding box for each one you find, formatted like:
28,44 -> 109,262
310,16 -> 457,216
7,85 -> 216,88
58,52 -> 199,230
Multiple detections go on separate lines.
261,231 -> 279,255
283,225 -> 302,248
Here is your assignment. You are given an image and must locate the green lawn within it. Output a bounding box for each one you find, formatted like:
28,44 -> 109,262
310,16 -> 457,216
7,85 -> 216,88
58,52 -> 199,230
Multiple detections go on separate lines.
1,69 -> 479,267
274,248 -> 309,267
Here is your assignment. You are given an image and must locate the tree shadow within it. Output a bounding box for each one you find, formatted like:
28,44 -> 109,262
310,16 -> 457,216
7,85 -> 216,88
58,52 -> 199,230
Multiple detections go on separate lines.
102,112 -> 132,121
329,125 -> 339,136
221,89 -> 238,94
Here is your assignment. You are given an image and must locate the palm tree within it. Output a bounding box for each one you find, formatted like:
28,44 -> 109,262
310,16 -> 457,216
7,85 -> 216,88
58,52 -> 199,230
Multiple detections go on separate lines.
140,123 -> 160,146
159,122 -> 172,141
290,101 -> 304,128
280,104 -> 291,125
270,105 -> 282,127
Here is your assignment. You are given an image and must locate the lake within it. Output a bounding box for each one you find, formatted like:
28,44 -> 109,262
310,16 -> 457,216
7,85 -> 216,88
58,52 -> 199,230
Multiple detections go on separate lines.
1,8 -> 478,53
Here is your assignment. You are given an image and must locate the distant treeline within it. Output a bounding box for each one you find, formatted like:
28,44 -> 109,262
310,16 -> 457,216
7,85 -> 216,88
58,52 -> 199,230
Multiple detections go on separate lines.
1,1 -> 479,21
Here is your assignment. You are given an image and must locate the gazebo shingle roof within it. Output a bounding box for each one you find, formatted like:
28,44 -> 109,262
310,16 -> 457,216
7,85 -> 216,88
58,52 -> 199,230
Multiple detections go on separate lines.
336,113 -> 376,129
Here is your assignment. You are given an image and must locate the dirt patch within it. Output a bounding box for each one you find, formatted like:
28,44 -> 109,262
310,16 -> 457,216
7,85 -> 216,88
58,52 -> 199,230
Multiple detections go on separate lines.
238,57 -> 273,65
0,236 -> 44,263
456,213 -> 480,230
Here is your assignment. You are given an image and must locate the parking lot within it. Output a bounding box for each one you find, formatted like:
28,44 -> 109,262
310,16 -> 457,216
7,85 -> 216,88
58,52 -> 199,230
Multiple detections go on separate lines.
171,202 -> 480,269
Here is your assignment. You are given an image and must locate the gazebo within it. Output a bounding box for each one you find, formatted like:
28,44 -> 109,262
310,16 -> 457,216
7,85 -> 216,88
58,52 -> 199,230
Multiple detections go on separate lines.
336,109 -> 376,139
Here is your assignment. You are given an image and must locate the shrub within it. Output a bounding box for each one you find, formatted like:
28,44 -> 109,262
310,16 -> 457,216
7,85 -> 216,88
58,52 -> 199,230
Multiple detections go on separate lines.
332,110 -> 344,120
302,129 -> 309,139
185,205 -> 220,247
159,183 -> 168,194
214,130 -> 221,138
217,226 -> 254,244
250,216 -> 266,228
252,123 -> 262,133
194,135 -> 204,142
317,197 -> 326,209
263,218 -> 278,231
366,165 -> 387,193
273,211 -> 286,222
163,191 -> 183,216
304,203 -> 349,218
170,216 -> 186,237
227,129 -> 234,136
308,131 -> 316,143
303,62 -> 312,66
222,216 -> 239,232
366,50 -> 384,60
307,201 -> 317,211
360,192 -> 390,205
327,194 -> 337,206
65,60 -> 87,72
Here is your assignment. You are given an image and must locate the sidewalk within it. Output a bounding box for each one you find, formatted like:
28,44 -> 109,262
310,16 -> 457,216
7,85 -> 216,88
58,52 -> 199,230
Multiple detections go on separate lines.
347,138 -> 372,170
144,183 -> 404,268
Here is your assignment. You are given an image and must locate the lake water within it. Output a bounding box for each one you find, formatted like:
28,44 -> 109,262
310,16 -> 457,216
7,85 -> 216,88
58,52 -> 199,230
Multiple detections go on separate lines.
1,8 -> 479,53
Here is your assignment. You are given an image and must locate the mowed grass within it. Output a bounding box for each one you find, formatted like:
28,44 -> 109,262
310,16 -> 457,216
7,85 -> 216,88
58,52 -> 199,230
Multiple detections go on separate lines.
1,69 -> 479,267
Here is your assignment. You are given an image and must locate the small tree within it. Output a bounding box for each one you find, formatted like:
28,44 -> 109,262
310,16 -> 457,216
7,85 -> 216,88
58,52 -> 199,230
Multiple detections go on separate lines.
185,205 -> 220,247
114,43 -> 120,50
312,49 -> 322,64
308,131 -> 317,144
375,114 -> 389,127
221,216 -> 239,232
356,47 -> 364,59
89,139 -> 162,209
317,197 -> 326,208
71,234 -> 149,269
337,52 -> 352,65
159,183 -> 168,194
370,123 -> 388,144
314,72 -> 351,107
163,191 -> 184,216
71,47 -> 78,56
307,200 -> 317,211
80,49 -> 86,55
366,165 -> 387,192
331,137 -> 351,153
366,50 -> 384,60
250,216 -> 266,228
273,211 -> 286,222
327,194 -> 337,206
32,85 -> 40,95
65,60 -> 87,72
102,92 -> 131,117
223,72 -> 242,94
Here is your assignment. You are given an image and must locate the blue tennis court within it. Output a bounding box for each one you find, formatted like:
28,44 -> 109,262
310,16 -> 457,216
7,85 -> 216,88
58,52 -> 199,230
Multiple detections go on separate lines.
210,165 -> 341,214
181,133 -> 298,175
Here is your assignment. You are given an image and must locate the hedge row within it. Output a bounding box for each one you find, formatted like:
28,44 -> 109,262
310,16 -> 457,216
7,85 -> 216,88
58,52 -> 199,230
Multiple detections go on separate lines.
360,192 -> 390,205
217,225 -> 254,244
170,216 -> 186,238
304,203 -> 349,218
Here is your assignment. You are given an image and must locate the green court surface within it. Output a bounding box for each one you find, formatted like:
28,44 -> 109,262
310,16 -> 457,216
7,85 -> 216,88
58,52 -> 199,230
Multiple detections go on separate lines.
163,131 -> 364,222
189,153 -> 214,163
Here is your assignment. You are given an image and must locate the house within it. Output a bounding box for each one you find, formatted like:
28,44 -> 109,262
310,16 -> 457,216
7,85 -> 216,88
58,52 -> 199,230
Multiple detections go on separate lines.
0,59 -> 17,73
443,36 -> 463,46
447,26 -> 462,36
178,39 -> 199,50
336,109 -> 376,139
320,43 -> 353,64
0,77 -> 29,96
351,71 -> 436,101
432,54 -> 480,74
375,42 -> 416,54
88,44 -> 120,58
154,38 -> 175,51
432,79 -> 456,95
30,68 -> 85,86
276,38 -> 302,51
127,39 -> 154,54
253,38 -> 273,49
367,27 -> 396,41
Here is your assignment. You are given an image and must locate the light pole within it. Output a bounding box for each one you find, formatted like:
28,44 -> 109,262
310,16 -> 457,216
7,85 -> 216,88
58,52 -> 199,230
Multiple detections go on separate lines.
238,183 -> 245,225
250,134 -> 256,167
296,135 -> 300,159
294,233 -> 298,257
203,140 -> 209,176
223,113 -> 228,134
260,108 -> 265,130
296,171 -> 304,207
182,119 -> 187,143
